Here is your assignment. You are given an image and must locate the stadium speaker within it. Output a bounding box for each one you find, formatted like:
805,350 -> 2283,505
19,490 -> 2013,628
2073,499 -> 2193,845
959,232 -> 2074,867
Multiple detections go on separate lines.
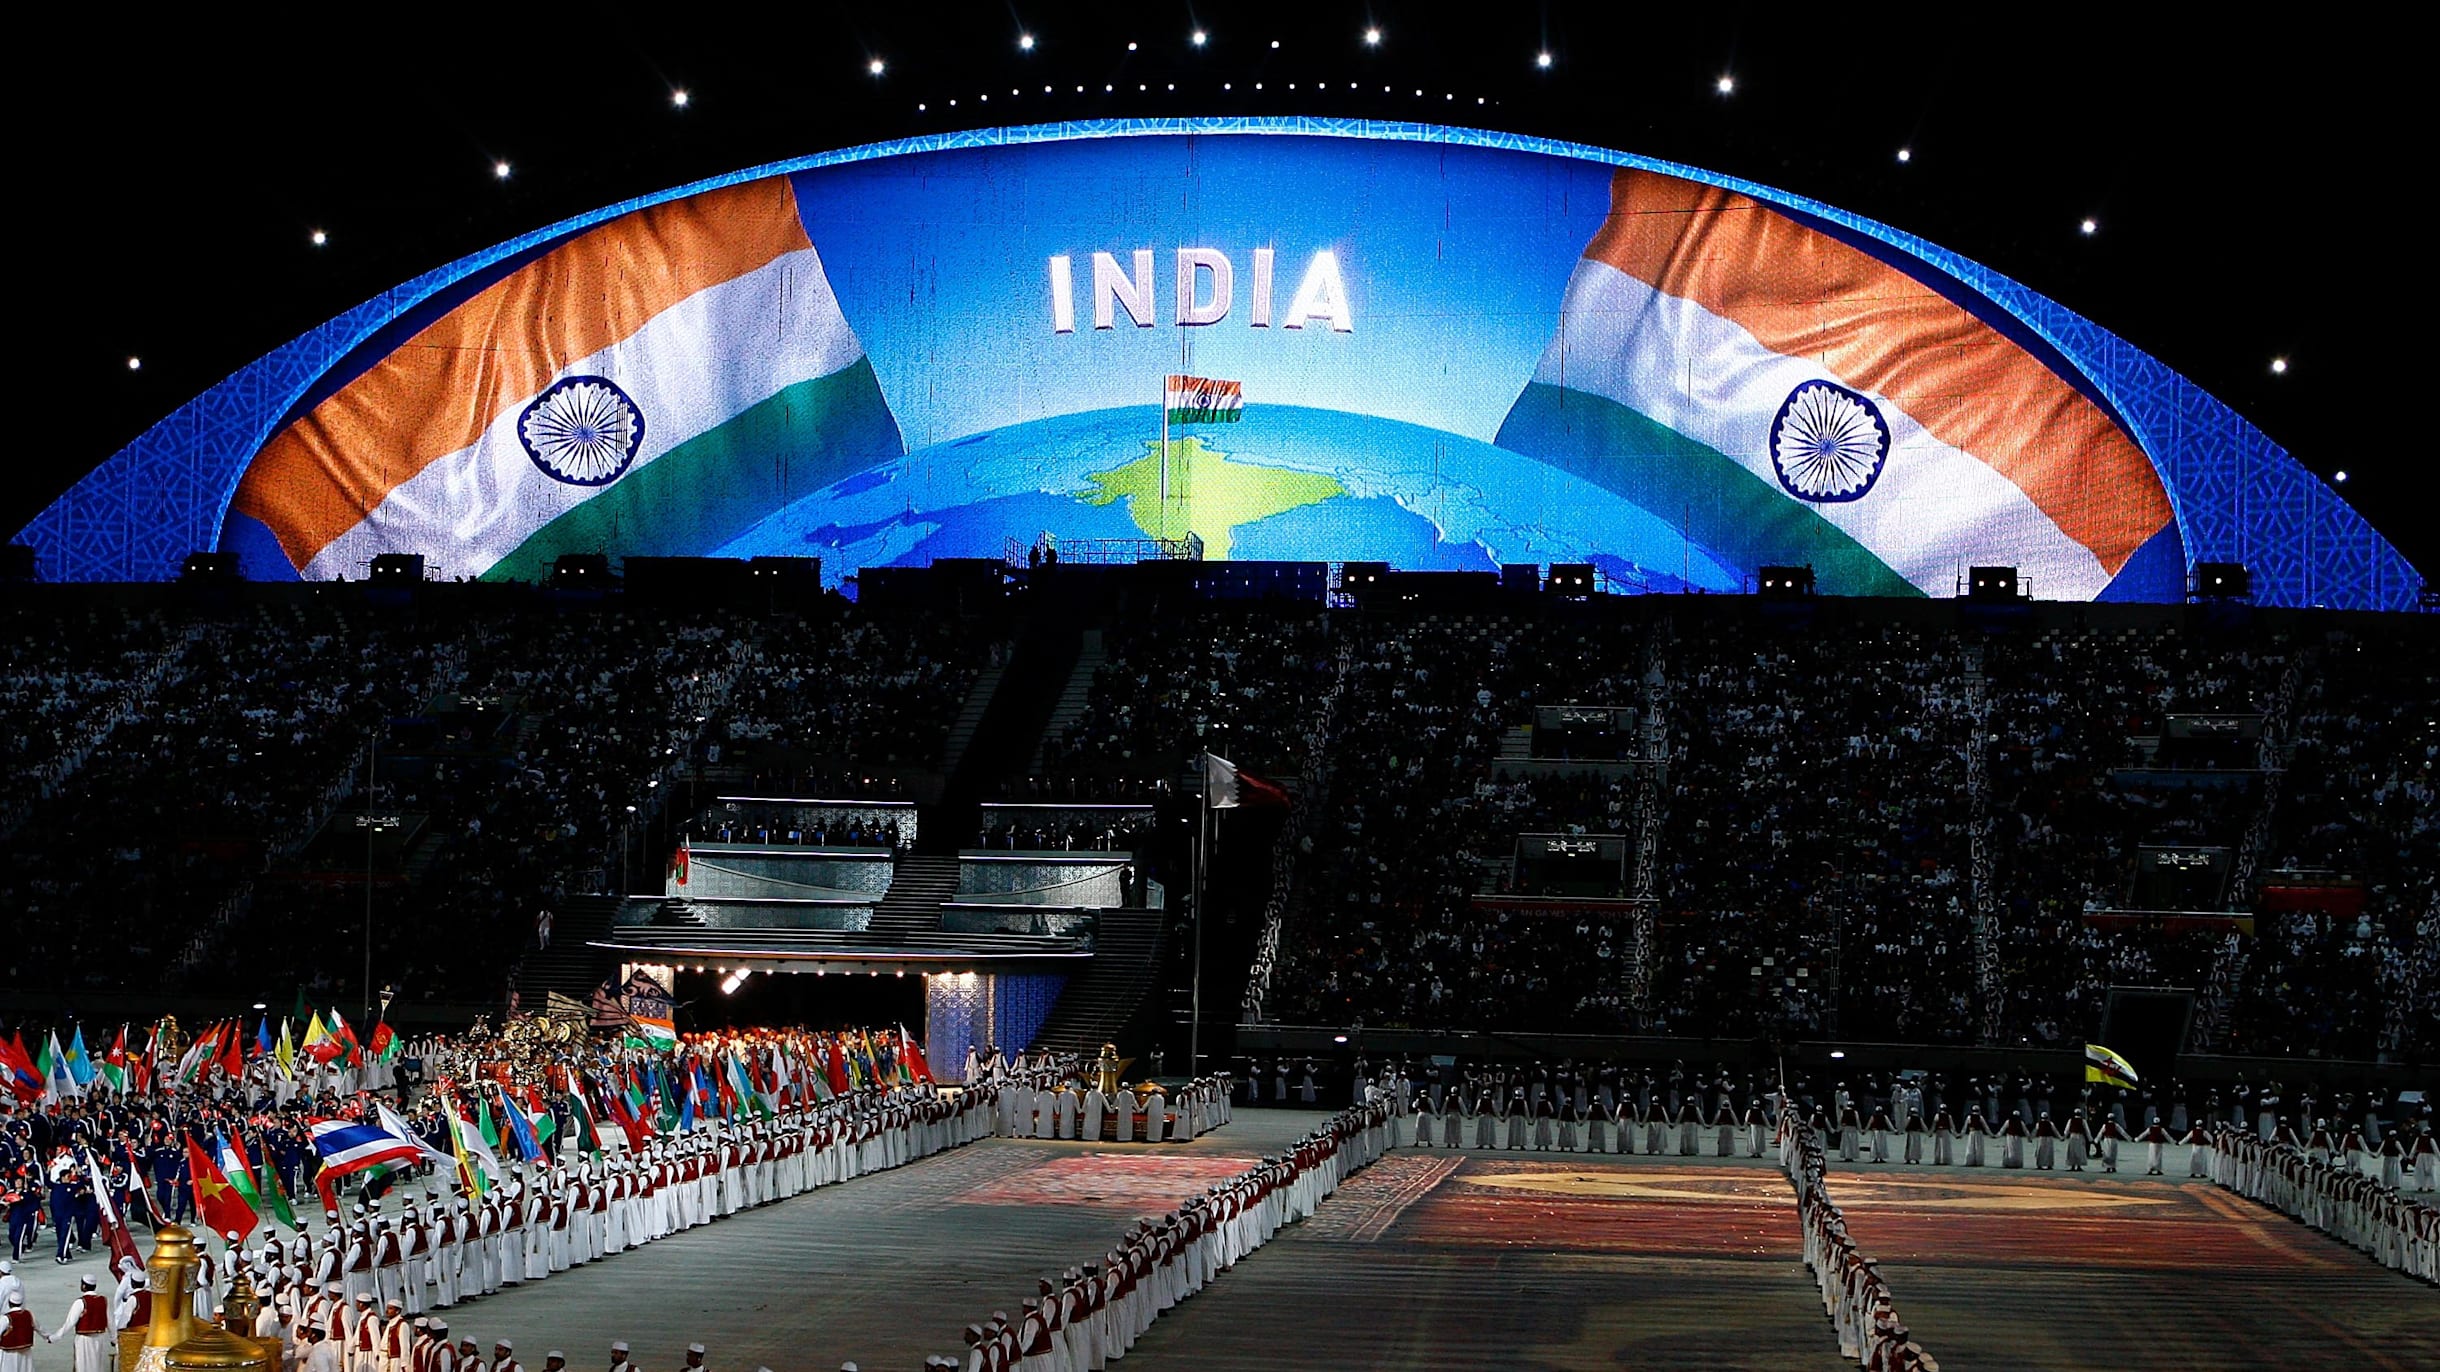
1757,565 -> 1816,600
179,552 -> 240,582
2191,561 -> 2251,600
549,553 -> 612,588
1340,561 -> 1388,590
1965,565 -> 2020,602
368,553 -> 426,585
1500,563 -> 1541,594
1547,563 -> 1595,596
0,544 -> 33,582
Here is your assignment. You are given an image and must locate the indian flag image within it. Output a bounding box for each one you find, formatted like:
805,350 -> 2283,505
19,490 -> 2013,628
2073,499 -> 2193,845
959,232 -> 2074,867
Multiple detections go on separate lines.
1494,169 -> 2175,599
225,176 -> 904,582
1165,374 -> 1244,424
631,1013 -> 678,1052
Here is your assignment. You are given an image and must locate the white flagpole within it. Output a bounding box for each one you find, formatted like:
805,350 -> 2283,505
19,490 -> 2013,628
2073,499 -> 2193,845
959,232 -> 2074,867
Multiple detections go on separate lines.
1190,756 -> 1208,1077
1160,374 -> 1171,504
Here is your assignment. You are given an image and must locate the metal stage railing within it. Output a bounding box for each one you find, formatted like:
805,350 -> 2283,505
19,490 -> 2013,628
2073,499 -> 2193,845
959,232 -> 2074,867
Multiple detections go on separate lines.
1005,533 -> 1204,567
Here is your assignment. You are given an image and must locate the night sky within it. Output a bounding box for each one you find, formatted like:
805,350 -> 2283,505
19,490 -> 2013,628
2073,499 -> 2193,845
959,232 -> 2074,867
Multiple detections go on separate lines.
18,8 -> 2419,583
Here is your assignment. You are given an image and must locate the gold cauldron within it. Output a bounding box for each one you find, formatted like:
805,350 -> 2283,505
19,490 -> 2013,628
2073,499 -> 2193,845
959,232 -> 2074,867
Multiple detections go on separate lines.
123,1225 -> 277,1372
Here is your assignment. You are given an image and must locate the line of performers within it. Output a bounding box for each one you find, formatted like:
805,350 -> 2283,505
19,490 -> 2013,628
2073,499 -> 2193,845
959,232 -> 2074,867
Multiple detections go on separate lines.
194,1081 -> 1023,1372
954,1097 -> 1394,1372
2204,1127 -> 2439,1285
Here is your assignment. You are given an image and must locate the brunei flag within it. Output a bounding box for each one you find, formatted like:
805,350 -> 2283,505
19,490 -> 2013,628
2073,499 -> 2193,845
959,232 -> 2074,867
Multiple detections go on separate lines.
223,176 -> 906,584
2085,1043 -> 2140,1090
1164,374 -> 1244,424
1493,168 -> 2178,600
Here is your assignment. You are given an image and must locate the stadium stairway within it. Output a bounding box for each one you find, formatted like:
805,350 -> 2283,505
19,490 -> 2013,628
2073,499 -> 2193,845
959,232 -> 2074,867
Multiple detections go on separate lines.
1030,628 -> 1106,773
1031,907 -> 1166,1054
938,659 -> 1006,780
868,854 -> 962,941
515,893 -> 628,1006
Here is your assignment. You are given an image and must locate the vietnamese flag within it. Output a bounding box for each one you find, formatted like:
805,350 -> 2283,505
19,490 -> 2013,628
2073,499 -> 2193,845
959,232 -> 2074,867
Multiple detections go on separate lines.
185,1135 -> 260,1240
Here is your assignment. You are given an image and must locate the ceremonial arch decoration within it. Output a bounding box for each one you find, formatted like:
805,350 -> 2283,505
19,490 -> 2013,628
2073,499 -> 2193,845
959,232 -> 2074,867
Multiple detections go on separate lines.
17,118 -> 2415,608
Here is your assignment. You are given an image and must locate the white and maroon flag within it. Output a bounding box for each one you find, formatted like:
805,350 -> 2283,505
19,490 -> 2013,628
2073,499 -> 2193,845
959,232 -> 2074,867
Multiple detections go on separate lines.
1165,374 -> 1244,424
1200,751 -> 1288,809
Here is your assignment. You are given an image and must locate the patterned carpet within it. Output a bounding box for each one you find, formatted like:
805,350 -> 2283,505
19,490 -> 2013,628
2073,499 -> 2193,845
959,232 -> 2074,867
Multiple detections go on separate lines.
1828,1166 -> 2440,1370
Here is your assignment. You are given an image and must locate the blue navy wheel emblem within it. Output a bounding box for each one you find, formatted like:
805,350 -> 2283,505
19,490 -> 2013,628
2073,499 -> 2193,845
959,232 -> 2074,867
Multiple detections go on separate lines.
519,375 -> 646,486
1769,379 -> 1890,503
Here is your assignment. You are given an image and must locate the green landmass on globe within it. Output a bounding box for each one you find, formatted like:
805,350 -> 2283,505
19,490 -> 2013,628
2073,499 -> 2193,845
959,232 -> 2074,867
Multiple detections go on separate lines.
1079,435 -> 1346,561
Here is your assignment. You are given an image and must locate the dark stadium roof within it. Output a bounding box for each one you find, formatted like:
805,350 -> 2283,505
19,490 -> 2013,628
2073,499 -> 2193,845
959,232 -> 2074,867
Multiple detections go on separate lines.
16,8 -> 2424,583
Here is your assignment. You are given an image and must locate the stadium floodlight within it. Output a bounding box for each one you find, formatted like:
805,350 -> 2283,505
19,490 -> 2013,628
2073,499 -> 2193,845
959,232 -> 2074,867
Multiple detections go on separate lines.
1896,147 -> 1912,163
1365,27 -> 1382,45
671,88 -> 689,108
493,160 -> 512,179
2270,356 -> 2289,375
126,356 -> 141,371
311,229 -> 327,246
868,57 -> 886,76
1018,32 -> 1034,51
1537,51 -> 1553,69
1716,74 -> 1736,94
1270,39 -> 1280,48
1192,29 -> 1207,46
2081,217 -> 2099,236
2334,470 -> 2349,483
1127,41 -> 1138,51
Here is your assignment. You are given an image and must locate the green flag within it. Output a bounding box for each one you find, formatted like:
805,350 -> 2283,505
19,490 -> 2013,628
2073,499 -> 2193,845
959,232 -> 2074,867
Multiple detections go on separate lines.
565,1087 -> 602,1158
253,1155 -> 299,1230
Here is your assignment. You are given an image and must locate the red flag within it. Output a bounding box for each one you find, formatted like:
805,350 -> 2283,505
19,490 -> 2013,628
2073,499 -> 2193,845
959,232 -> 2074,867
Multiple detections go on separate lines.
899,1027 -> 935,1085
0,1032 -> 42,1103
669,836 -> 691,887
82,1145 -> 142,1272
184,1136 -> 258,1240
217,1021 -> 245,1080
823,1039 -> 850,1097
368,1023 -> 396,1063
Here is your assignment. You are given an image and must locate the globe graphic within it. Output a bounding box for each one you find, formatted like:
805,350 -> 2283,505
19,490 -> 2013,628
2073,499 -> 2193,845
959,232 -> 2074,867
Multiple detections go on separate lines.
716,405 -> 1740,594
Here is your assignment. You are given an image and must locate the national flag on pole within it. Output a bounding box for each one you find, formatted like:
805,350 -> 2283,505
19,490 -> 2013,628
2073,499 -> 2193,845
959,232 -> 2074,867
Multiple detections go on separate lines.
275,1019 -> 298,1079
1200,751 -> 1289,809
306,1117 -> 424,1178
564,1086 -> 604,1157
1164,373 -> 1244,424
63,1026 -> 95,1089
81,1145 -> 143,1272
2084,1043 -> 2140,1090
303,1012 -> 341,1064
376,1103 -> 457,1172
213,1132 -> 268,1218
253,1150 -> 300,1231
252,1018 -> 274,1061
496,1089 -> 544,1162
369,1023 -> 400,1065
630,1013 -> 678,1052
185,1135 -> 259,1240
39,1031 -> 79,1100
450,1105 -> 502,1196
0,1033 -> 45,1102
669,836 -> 691,887
99,1026 -> 129,1094
899,1026 -> 935,1085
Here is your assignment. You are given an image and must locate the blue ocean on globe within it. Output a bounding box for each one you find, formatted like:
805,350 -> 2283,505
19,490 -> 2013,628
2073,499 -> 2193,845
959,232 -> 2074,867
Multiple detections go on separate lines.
715,405 -> 1741,594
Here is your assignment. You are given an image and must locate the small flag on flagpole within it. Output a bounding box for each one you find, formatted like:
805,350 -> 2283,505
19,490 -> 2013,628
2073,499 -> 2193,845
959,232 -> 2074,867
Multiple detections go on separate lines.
1164,374 -> 1244,424
2085,1043 -> 2140,1089
1199,751 -> 1289,809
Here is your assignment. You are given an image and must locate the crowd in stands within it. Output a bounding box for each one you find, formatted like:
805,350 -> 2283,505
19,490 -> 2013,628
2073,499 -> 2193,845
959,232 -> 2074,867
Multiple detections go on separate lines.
0,592 -> 984,1003
2,587 -> 2432,1068
1041,610 -> 1333,796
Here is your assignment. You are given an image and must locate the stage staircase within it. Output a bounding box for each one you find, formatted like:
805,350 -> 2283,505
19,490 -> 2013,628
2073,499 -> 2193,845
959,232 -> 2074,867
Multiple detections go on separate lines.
1033,908 -> 1166,1053
869,854 -> 962,941
514,894 -> 630,1006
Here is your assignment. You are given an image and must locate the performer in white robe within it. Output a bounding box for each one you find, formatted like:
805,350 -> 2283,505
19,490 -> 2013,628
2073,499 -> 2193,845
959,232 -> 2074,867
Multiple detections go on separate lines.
1113,1089 -> 1138,1143
49,1278 -> 114,1372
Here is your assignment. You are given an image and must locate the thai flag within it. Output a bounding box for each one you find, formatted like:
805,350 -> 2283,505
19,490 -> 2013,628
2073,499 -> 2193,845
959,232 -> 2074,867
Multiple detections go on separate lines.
307,1117 -> 425,1177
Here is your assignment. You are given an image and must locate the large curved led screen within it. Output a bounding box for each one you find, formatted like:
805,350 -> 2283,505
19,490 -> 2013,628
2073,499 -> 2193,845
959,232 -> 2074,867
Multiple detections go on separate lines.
19,119 -> 2415,607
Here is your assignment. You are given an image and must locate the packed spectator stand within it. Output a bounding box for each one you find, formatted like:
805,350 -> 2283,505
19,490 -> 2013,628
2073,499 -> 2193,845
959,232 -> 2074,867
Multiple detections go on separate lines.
0,575 -> 2433,1078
